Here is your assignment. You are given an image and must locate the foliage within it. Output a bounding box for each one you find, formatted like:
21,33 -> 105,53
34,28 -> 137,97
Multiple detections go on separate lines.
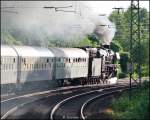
109,7 -> 149,77
141,65 -> 149,77
78,37 -> 93,47
110,41 -> 123,52
118,72 -> 127,79
87,34 -> 100,45
119,52 -> 130,73
110,81 -> 150,120
1,31 -> 22,45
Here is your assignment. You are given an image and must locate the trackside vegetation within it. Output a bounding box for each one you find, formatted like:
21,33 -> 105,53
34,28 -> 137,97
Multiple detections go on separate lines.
110,81 -> 150,120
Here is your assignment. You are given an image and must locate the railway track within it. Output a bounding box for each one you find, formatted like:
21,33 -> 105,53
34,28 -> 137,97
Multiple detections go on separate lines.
50,85 -> 135,119
1,78 -> 144,119
80,87 -> 135,119
1,83 -> 123,119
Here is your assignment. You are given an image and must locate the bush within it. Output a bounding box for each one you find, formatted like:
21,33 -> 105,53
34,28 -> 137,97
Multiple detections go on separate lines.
118,72 -> 127,78
141,65 -> 149,77
119,52 -> 129,73
110,81 -> 150,120
110,41 -> 123,52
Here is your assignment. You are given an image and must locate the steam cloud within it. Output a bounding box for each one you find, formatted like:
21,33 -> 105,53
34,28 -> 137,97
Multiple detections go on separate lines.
1,1 -> 116,46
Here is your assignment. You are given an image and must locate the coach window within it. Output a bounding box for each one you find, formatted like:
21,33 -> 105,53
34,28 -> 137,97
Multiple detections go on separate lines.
12,64 -> 13,70
63,58 -> 65,63
6,64 -> 8,70
32,64 -> 34,70
7,58 -> 8,63
73,58 -> 75,63
31,64 -> 33,70
47,58 -> 49,63
29,64 -> 31,70
61,58 -> 63,63
8,64 -> 11,70
38,64 -> 40,69
36,64 -> 38,69
23,58 -> 26,64
4,58 -> 6,63
59,58 -> 61,62
13,58 -> 15,63
35,64 -> 37,69
4,64 -> 6,71
78,58 -> 80,62
3,64 -> 5,71
3,58 -> 5,64
0,58 -> 1,65
41,63 -> 43,69
41,64 -> 43,69
26,64 -> 28,70
68,58 -> 70,63
63,63 -> 65,67
5,64 -> 6,70
34,64 -> 36,69
1,58 -> 3,64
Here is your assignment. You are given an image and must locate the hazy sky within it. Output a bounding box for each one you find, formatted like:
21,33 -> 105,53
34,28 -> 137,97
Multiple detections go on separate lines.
1,1 -> 148,46
1,1 -> 149,16
84,1 -> 149,16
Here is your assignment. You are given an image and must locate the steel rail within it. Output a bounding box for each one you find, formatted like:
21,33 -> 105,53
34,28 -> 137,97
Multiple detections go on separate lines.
80,87 -> 137,119
1,84 -> 97,103
50,85 -> 128,120
1,84 -> 119,119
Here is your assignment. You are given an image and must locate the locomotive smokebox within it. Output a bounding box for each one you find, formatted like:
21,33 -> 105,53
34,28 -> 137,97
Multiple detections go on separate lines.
103,45 -> 110,49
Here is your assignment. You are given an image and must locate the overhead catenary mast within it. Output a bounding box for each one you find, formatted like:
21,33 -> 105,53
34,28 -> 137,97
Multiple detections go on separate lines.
129,0 -> 142,100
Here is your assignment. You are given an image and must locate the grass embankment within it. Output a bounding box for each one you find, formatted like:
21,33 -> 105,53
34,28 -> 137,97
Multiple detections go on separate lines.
109,81 -> 150,120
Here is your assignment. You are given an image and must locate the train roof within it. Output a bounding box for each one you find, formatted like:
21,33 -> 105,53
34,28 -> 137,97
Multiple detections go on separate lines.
1,45 -> 88,58
1,45 -> 17,56
13,46 -> 54,57
49,48 -> 89,58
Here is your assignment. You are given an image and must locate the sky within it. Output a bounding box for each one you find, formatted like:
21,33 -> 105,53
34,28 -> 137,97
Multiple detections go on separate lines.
84,1 -> 149,16
1,1 -> 149,16
1,1 -> 149,46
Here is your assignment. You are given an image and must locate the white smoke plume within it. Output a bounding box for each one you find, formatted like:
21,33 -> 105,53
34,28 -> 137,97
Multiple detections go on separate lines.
91,15 -> 116,45
1,1 -> 116,46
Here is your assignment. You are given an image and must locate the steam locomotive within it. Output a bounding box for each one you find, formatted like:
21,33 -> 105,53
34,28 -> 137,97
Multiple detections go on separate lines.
1,45 -> 120,94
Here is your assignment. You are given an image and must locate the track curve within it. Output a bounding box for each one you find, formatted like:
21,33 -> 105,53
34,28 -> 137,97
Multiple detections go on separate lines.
2,84 -> 120,119
50,85 -> 130,119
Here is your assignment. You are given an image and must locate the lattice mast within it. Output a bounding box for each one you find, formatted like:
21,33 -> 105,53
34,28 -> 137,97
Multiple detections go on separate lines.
129,0 -> 141,92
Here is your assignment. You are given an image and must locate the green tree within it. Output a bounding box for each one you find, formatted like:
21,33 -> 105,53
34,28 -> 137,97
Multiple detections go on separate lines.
109,7 -> 149,76
110,41 -> 123,52
1,31 -> 22,45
